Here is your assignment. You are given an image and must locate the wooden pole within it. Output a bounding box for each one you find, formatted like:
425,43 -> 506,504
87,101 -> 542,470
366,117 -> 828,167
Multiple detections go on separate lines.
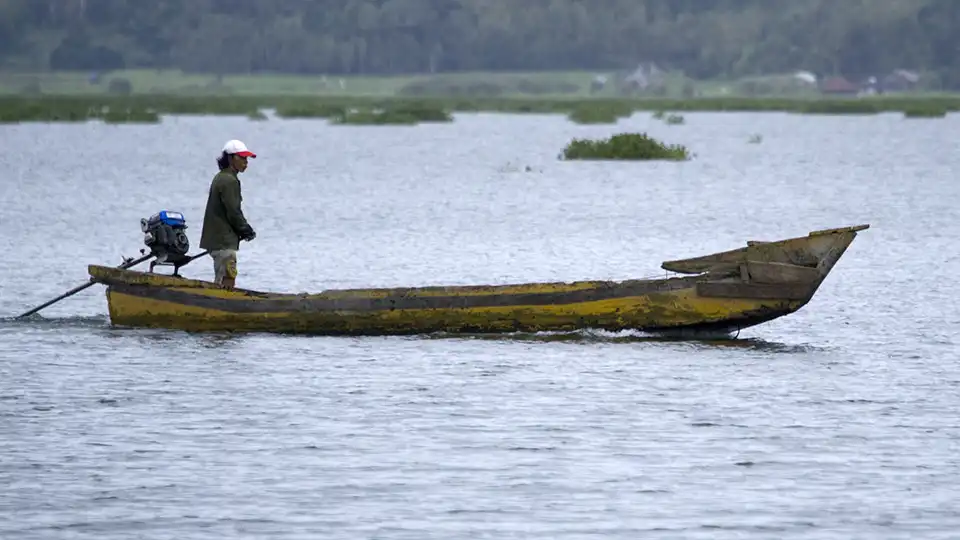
15,253 -> 154,319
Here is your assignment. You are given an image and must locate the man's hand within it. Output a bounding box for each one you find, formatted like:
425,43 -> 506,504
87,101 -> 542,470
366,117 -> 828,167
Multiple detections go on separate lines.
240,226 -> 257,242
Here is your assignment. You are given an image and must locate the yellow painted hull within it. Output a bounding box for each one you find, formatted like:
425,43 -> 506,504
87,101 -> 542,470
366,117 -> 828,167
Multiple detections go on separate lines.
89,224 -> 869,337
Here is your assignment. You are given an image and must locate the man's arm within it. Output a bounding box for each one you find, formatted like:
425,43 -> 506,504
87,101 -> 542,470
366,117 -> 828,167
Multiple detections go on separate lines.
219,177 -> 255,238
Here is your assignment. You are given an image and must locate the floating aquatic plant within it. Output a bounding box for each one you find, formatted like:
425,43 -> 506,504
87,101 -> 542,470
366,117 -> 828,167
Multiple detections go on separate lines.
100,108 -> 160,124
902,106 -> 947,118
567,103 -> 634,124
561,132 -> 690,161
793,101 -> 881,115
331,104 -> 453,125
664,113 -> 685,125
274,103 -> 346,118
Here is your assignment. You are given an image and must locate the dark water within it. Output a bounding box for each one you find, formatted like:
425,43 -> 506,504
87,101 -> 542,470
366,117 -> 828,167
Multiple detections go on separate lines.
1,111 -> 958,539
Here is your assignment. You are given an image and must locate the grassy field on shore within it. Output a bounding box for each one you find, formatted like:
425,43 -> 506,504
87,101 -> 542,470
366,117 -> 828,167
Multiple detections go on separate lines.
1,67 -> 953,99
1,69 -> 958,124
2,69 -> 623,97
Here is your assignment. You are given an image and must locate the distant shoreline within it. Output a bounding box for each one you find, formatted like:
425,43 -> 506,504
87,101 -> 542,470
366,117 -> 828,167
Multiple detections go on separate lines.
1,69 -> 954,100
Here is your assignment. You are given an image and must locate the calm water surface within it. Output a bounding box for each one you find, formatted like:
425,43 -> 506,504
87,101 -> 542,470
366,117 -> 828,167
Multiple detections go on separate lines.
1,110 -> 958,539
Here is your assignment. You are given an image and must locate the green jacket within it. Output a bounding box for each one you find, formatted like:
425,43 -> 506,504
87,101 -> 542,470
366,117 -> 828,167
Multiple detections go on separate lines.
199,168 -> 254,251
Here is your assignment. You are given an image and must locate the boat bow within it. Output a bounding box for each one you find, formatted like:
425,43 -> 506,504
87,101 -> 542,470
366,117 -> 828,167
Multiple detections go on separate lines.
660,224 -> 869,304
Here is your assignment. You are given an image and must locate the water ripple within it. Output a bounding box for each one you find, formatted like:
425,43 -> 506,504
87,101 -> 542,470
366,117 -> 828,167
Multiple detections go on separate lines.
1,112 -> 959,539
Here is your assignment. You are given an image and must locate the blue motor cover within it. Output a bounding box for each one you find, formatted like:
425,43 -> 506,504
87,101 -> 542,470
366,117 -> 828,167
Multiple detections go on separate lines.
157,210 -> 186,228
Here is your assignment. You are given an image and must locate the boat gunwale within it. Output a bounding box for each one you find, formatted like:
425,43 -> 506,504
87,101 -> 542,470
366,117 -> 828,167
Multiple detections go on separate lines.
88,264 -> 713,300
88,223 -> 867,327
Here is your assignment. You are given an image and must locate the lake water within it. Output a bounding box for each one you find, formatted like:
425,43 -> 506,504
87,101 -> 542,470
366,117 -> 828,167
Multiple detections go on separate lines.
1,110 -> 958,539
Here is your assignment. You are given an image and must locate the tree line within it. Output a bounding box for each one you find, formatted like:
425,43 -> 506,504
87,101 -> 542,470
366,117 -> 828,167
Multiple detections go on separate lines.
1,0 -> 959,86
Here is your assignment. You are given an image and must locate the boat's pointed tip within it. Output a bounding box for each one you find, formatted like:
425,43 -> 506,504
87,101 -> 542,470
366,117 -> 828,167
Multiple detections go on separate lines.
808,223 -> 870,236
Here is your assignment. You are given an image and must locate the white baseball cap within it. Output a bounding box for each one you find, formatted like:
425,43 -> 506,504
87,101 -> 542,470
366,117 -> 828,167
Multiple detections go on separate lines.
222,139 -> 256,158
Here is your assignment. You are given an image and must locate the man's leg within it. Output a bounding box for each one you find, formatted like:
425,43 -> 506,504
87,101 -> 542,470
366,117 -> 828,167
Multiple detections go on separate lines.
212,250 -> 223,284
212,249 -> 239,289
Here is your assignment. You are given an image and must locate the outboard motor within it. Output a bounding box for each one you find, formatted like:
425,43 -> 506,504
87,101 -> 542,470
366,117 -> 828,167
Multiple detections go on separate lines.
141,210 -> 190,267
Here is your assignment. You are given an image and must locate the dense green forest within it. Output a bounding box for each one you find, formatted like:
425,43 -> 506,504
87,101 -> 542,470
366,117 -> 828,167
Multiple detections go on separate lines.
1,0 -> 958,85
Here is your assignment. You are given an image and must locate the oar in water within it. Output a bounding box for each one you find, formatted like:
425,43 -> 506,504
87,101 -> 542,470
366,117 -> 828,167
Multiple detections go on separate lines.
15,250 -> 210,319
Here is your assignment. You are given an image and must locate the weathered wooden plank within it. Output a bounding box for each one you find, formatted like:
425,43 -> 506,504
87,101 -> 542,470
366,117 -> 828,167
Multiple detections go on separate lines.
746,261 -> 820,284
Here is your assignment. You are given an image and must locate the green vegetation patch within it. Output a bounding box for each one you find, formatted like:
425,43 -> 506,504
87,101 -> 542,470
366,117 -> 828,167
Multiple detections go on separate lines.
903,106 -> 948,118
793,100 -> 882,115
331,103 -> 453,125
275,103 -> 347,119
567,103 -> 634,124
99,108 -> 160,123
664,113 -> 685,124
561,133 -> 690,161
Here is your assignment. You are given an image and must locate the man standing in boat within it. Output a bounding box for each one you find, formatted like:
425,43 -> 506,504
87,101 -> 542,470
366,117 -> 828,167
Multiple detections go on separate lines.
199,139 -> 258,289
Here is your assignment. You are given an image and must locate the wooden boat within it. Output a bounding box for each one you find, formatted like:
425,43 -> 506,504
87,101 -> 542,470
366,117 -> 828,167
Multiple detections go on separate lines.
87,224 -> 869,337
